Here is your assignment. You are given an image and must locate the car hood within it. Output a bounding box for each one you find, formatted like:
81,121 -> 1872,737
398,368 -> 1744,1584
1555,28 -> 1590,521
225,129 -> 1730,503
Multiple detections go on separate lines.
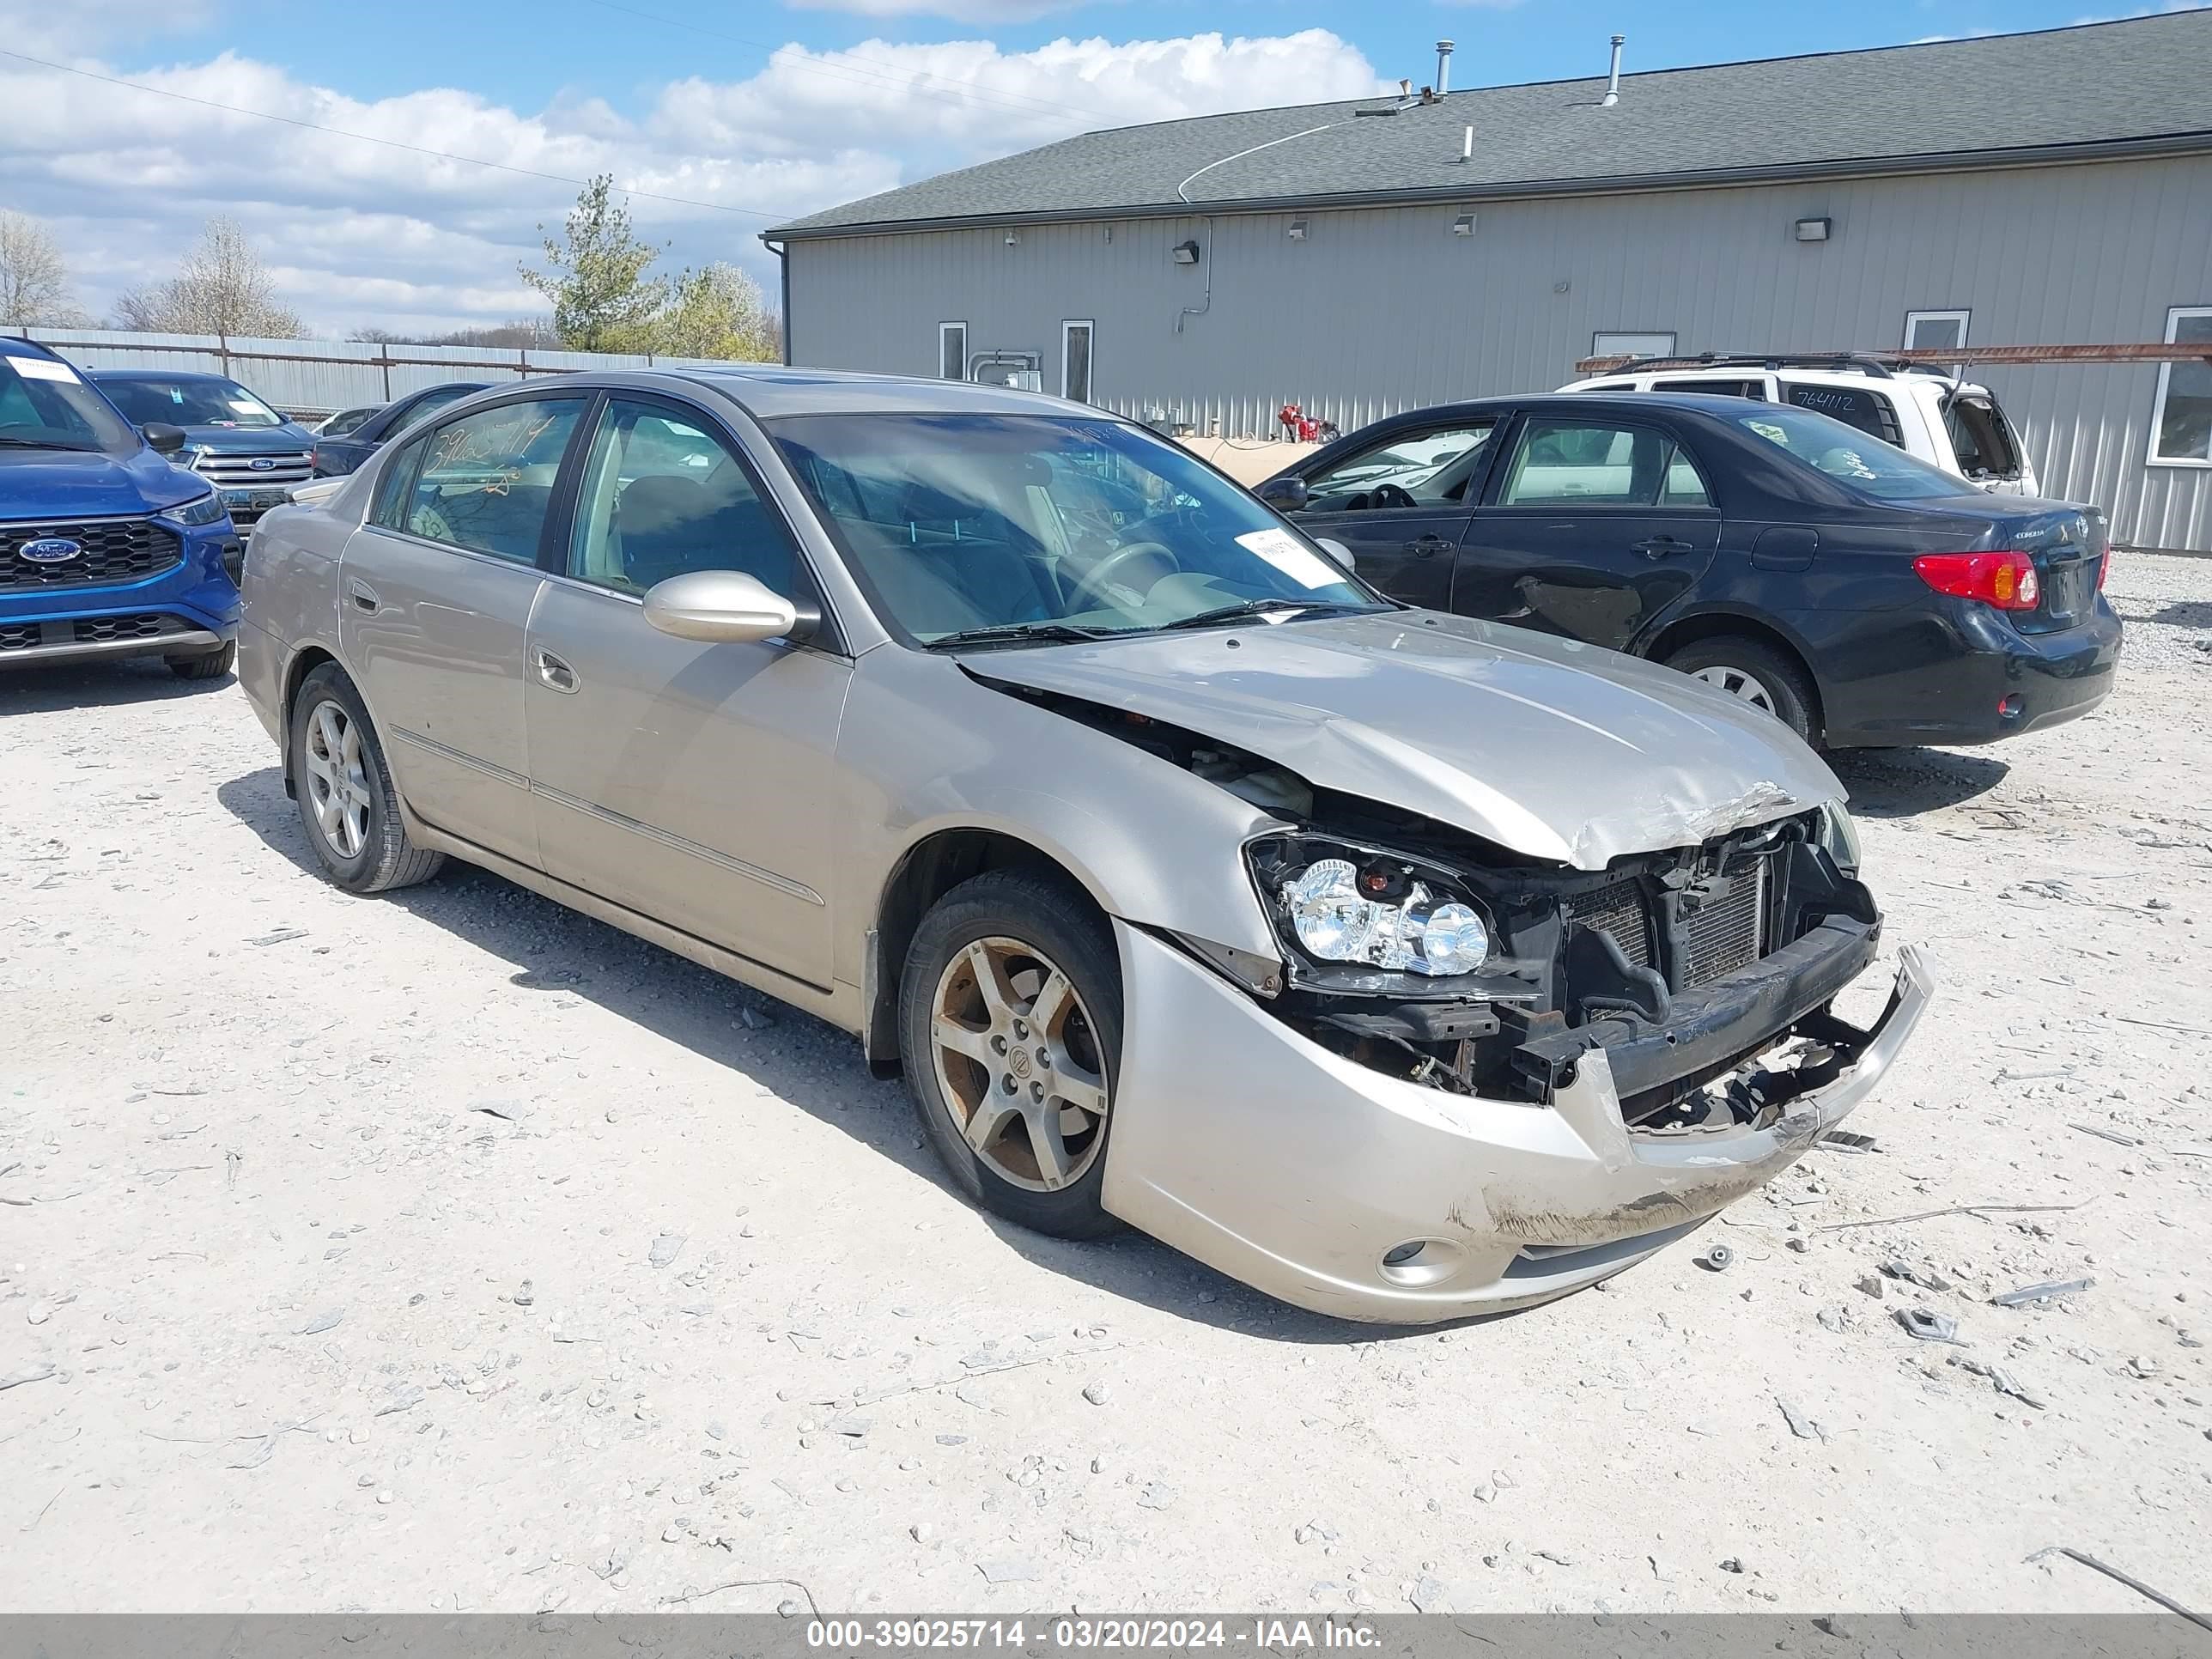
178,422 -> 316,453
0,445 -> 204,520
960,611 -> 1844,869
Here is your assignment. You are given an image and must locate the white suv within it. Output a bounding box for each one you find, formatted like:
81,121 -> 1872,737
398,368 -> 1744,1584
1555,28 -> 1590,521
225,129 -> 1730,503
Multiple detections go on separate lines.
1559,354 -> 2039,495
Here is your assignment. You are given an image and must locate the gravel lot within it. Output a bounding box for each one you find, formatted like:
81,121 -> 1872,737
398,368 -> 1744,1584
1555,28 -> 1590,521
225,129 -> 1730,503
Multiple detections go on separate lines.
3,554 -> 2209,1616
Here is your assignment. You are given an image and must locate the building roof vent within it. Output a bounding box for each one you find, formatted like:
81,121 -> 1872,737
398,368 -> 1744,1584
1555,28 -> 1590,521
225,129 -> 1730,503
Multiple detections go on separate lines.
1601,35 -> 1625,106
1435,40 -> 1455,95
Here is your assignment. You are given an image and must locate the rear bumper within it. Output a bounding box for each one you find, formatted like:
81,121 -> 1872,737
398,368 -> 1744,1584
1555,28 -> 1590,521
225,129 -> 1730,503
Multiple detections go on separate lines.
1101,922 -> 1935,1324
1820,599 -> 2121,749
0,527 -> 239,670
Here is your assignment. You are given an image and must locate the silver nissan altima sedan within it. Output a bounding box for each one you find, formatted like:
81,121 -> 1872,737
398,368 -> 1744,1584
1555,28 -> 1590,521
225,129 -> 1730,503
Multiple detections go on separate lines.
237,366 -> 1934,1323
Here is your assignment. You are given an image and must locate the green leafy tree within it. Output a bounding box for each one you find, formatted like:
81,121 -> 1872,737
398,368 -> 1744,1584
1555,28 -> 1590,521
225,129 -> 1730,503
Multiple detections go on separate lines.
518,176 -> 668,352
656,262 -> 779,362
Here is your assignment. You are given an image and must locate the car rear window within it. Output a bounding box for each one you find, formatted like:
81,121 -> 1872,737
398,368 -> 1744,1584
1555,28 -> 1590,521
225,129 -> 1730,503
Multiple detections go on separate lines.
1735,405 -> 1968,501
1781,382 -> 1903,447
1944,395 -> 2021,480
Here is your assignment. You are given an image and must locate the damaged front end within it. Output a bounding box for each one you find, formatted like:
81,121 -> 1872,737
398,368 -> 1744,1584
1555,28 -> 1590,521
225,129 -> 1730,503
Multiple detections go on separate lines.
1241,799 -> 1887,1133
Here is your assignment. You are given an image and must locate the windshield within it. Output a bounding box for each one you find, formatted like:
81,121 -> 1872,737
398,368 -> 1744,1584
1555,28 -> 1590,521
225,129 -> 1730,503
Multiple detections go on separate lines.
772,413 -> 1385,645
0,352 -> 142,454
96,375 -> 288,429
1734,404 -> 1977,501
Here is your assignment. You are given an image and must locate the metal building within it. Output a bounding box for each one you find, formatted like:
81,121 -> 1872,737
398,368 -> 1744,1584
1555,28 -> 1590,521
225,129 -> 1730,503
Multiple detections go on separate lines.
767,14 -> 2212,551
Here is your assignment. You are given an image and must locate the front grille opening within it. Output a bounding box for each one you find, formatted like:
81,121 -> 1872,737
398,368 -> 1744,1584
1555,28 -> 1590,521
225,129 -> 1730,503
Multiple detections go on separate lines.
0,623 -> 40,651
74,613 -> 174,643
1,519 -> 184,590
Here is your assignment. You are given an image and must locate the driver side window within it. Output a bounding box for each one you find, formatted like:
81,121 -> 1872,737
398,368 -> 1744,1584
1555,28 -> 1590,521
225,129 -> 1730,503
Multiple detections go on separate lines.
1304,421 -> 1496,511
567,398 -> 800,599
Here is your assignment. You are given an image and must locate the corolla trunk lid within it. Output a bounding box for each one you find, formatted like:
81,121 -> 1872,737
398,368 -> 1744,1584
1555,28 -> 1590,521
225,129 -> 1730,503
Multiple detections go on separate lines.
965,610 -> 1844,869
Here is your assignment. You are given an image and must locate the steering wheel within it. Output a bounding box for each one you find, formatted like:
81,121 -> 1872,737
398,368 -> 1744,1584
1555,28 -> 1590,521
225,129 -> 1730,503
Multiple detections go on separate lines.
1367,482 -> 1418,510
1065,540 -> 1180,611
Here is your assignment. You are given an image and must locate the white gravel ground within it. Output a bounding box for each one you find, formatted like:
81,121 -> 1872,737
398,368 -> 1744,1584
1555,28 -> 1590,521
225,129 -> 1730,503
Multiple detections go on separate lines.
3,554 -> 2209,1616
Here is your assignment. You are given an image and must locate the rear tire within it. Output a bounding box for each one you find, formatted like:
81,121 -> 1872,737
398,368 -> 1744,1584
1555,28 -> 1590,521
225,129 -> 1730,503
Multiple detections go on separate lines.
1664,635 -> 1820,746
899,869 -> 1124,1240
288,664 -> 445,894
167,641 -> 236,681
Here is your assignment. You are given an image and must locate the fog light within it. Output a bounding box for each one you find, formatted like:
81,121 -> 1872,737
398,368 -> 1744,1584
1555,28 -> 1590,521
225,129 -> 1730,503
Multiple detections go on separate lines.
1377,1237 -> 1466,1287
1998,693 -> 2024,720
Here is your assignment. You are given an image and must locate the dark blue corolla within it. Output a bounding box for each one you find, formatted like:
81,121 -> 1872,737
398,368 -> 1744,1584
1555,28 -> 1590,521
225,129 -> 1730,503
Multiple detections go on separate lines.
1,338 -> 241,679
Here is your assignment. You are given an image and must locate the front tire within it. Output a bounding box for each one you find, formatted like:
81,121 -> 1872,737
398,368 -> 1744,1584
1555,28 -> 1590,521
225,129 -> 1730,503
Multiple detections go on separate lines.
167,641 -> 236,681
288,664 -> 445,893
899,869 -> 1123,1240
1664,635 -> 1820,746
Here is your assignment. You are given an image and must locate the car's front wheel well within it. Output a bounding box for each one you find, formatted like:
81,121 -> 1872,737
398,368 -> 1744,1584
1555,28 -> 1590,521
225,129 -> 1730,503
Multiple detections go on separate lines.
279,646 -> 341,796
1644,616 -> 1825,738
868,830 -> 1104,1077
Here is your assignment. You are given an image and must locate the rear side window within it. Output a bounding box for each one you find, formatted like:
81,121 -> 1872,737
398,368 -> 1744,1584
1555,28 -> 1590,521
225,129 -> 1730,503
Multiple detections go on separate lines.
1783,382 -> 1903,447
1498,420 -> 1702,508
371,435 -> 425,531
1945,396 -> 2021,479
402,398 -> 584,562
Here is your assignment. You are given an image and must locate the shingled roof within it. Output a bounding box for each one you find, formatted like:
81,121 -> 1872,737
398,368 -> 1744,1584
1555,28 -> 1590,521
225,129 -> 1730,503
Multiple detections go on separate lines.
769,12 -> 2212,239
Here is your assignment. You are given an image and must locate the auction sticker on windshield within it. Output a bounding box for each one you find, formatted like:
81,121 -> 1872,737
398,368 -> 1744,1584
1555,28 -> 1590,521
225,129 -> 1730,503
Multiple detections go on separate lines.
1236,528 -> 1341,590
12,357 -> 80,383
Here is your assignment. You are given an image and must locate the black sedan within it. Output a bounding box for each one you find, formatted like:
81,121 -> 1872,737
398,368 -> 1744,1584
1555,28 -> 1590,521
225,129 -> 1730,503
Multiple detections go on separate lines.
309,380 -> 489,477
1256,392 -> 2120,749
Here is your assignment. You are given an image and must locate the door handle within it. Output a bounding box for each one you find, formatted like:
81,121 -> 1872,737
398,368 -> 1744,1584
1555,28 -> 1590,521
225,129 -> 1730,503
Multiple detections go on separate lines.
1632,536 -> 1694,560
532,647 -> 579,695
1403,533 -> 1455,558
345,579 -> 380,612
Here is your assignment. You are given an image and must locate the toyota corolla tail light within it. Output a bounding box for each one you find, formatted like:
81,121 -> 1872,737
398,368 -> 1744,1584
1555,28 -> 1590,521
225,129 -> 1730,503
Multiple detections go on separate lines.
1911,550 -> 2040,611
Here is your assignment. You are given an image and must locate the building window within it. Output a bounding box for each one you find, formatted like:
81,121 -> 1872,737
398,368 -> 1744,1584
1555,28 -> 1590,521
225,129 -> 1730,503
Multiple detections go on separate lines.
1592,331 -> 1675,362
2149,305 -> 2212,466
1905,309 -> 1970,354
1061,321 -> 1094,404
938,322 -> 968,381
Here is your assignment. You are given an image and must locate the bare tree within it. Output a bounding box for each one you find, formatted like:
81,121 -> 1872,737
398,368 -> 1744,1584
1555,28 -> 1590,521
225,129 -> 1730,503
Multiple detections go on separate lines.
0,210 -> 88,328
111,218 -> 305,338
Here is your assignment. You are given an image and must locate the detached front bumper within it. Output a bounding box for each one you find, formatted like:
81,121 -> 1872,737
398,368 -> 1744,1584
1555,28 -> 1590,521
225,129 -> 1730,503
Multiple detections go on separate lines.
1103,923 -> 1936,1324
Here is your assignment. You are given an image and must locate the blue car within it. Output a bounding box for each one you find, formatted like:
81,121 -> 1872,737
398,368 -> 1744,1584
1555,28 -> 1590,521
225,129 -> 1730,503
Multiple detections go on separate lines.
1,337 -> 241,679
88,368 -> 317,537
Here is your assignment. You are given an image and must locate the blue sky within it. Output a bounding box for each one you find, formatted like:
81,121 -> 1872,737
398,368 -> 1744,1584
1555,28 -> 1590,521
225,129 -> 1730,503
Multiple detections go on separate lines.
0,0 -> 2188,334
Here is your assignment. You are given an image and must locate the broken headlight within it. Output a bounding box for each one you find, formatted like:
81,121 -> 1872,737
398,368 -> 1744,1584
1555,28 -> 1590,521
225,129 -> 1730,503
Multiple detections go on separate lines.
1815,800 -> 1862,878
1261,840 -> 1491,978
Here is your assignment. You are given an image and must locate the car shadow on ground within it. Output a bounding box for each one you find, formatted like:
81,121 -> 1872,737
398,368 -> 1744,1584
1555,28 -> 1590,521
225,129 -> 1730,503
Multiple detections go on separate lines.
0,659 -> 234,712
1827,745 -> 2009,817
215,763 -> 1417,1346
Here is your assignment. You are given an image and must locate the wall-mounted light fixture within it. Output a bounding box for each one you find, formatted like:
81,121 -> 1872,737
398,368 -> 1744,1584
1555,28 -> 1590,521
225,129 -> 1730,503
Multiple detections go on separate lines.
1171,240 -> 1201,264
1451,213 -> 1476,237
1004,230 -> 1019,247
1794,216 -> 1832,243
1287,219 -> 1309,240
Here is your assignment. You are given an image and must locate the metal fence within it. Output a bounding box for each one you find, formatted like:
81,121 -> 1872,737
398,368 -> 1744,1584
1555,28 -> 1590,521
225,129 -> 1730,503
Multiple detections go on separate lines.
3,326 -> 722,419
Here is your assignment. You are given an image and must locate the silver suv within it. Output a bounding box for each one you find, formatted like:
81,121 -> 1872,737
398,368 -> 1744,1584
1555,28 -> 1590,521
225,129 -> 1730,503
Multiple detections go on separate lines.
236,367 -> 1931,1323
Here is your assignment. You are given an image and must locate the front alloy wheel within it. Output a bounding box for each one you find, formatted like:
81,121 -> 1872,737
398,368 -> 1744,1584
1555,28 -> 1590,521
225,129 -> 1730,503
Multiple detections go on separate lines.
901,869 -> 1123,1239
929,936 -> 1109,1193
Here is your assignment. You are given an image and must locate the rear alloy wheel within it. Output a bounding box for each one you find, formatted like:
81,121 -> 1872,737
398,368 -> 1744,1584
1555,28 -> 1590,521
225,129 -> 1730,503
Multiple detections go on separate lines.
1664,636 -> 1819,746
288,664 -> 446,894
901,871 -> 1122,1238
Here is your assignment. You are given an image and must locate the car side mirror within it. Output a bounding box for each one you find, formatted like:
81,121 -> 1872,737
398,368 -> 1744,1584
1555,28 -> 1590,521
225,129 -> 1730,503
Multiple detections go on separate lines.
642,569 -> 819,646
1254,474 -> 1308,511
1314,536 -> 1357,572
142,422 -> 189,458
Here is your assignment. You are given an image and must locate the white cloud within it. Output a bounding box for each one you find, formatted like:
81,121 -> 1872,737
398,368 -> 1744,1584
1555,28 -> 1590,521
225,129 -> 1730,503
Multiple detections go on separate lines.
0,29 -> 1383,337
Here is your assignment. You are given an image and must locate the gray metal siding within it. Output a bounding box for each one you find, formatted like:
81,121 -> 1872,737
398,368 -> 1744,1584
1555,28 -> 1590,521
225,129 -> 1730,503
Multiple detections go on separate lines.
787,153 -> 2212,550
